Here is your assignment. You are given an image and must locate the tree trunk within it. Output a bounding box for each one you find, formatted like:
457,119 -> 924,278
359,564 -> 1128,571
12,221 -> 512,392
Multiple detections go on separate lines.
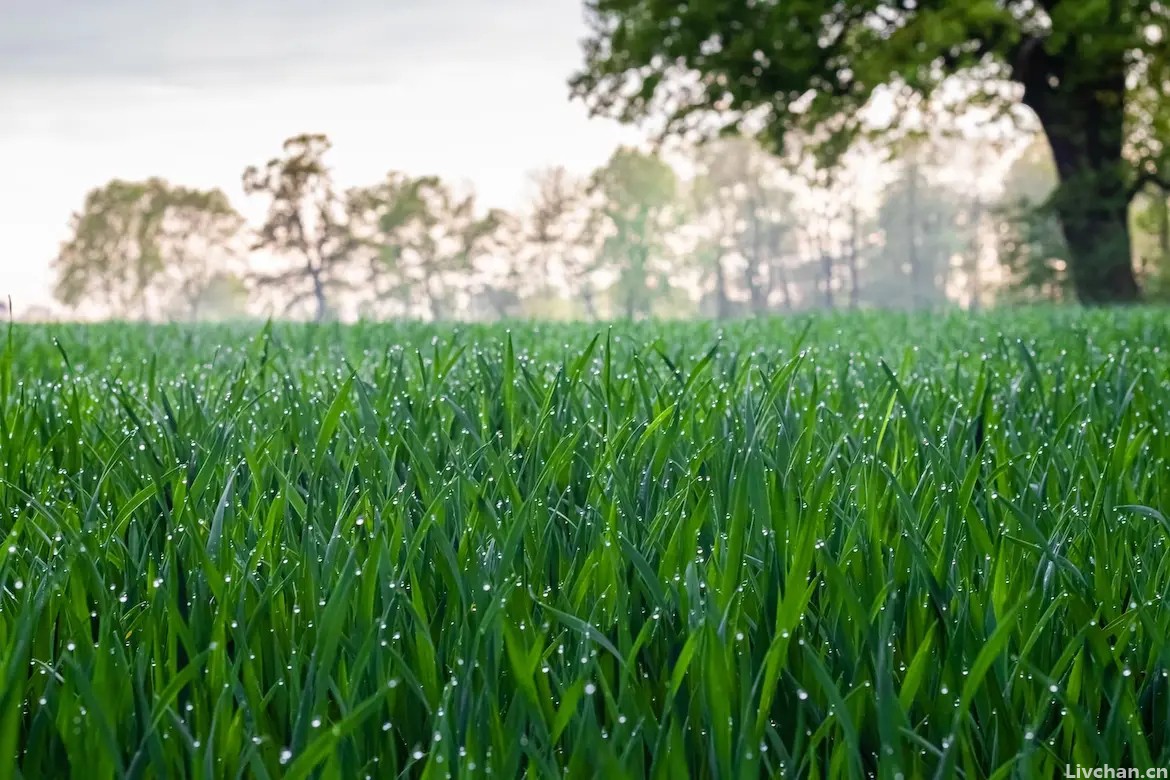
745,264 -> 767,313
847,205 -> 860,309
713,255 -> 731,319
774,264 -> 792,312
310,269 -> 327,322
820,254 -> 834,308
581,286 -> 598,320
1026,68 -> 1140,303
906,160 -> 921,309
1159,194 -> 1169,267
746,208 -> 768,313
812,223 -> 834,309
966,196 -> 983,312
1048,171 -> 1138,304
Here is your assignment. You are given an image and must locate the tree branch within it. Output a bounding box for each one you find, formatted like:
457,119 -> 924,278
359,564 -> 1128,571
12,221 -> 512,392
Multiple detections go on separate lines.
1128,170 -> 1170,203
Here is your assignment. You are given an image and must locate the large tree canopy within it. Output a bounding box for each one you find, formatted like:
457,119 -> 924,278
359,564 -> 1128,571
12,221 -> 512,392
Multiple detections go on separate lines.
571,0 -> 1169,304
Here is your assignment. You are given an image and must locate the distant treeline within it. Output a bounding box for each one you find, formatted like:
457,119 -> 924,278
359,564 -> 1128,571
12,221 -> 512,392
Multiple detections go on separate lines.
46,130 -> 1170,323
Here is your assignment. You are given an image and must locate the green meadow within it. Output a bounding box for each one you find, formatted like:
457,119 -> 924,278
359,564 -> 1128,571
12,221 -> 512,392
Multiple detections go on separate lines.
2,309 -> 1168,778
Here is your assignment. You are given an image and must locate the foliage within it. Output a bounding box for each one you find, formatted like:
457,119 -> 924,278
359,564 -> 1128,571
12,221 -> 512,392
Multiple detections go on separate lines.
2,311 -> 1170,777
347,172 -> 444,316
869,148 -> 966,309
185,272 -> 250,322
51,179 -> 242,319
1131,190 -> 1170,296
589,147 -> 680,318
349,173 -> 511,320
523,167 -> 600,317
995,136 -> 1071,301
570,0 -> 1170,302
242,134 -> 356,322
789,152 -> 880,312
44,126 -> 1160,322
689,137 -> 798,316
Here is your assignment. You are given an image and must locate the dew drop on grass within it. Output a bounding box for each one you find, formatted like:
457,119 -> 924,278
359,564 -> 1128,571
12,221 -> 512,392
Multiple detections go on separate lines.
280,749 -> 292,765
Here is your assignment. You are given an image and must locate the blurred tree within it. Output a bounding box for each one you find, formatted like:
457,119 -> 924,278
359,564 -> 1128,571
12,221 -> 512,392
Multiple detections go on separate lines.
52,179 -> 243,320
186,272 -> 250,321
242,133 -> 355,322
788,149 -> 878,311
347,172 -> 441,317
350,174 -> 507,320
869,147 -> 965,309
1128,72 -> 1170,295
524,167 -> 602,317
588,147 -> 679,319
804,196 -> 841,310
932,134 -> 1001,310
793,167 -> 846,311
689,137 -> 798,317
572,0 -> 1170,304
1132,189 -> 1170,297
994,135 -> 1071,301
472,209 -> 528,320
162,190 -> 247,319
413,183 -> 509,321
525,167 -> 578,298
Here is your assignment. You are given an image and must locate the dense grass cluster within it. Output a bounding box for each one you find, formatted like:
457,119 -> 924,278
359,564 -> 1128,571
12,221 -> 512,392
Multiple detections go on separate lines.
2,310 -> 1169,779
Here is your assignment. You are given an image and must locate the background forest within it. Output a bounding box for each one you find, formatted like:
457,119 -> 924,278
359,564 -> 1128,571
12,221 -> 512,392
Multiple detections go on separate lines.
36,127 -> 1170,324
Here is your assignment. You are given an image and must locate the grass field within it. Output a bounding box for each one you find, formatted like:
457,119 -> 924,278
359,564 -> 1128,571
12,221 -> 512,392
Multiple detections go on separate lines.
2,309 -> 1169,779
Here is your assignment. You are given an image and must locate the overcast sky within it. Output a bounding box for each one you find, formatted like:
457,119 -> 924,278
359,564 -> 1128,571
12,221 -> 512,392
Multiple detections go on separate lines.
0,0 -> 642,310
